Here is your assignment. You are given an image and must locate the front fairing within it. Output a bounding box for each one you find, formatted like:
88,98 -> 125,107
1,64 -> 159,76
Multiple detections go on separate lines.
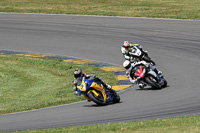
131,46 -> 142,57
89,81 -> 110,102
134,65 -> 146,78
77,77 -> 92,94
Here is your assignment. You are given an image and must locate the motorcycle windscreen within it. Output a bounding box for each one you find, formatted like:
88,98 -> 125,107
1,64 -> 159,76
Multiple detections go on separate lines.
77,77 -> 86,92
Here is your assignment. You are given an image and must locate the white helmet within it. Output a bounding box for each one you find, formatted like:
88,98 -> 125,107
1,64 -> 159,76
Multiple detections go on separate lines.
123,41 -> 129,47
123,60 -> 132,70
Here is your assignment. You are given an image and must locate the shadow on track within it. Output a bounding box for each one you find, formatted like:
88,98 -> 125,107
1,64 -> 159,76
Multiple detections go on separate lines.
83,102 -> 122,107
136,85 -> 170,91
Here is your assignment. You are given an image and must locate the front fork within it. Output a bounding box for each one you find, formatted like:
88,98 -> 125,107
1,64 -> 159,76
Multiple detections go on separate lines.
147,70 -> 162,84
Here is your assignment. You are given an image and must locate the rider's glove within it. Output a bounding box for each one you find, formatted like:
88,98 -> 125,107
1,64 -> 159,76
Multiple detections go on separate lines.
73,85 -> 77,91
134,77 -> 142,84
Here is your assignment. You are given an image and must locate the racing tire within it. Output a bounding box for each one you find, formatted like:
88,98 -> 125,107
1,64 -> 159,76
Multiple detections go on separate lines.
112,93 -> 120,103
145,75 -> 161,89
87,91 -> 107,106
162,78 -> 167,88
143,55 -> 155,65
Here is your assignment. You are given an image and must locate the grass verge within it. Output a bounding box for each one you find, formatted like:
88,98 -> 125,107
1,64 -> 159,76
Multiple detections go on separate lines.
11,115 -> 200,133
0,54 -> 115,114
0,0 -> 200,20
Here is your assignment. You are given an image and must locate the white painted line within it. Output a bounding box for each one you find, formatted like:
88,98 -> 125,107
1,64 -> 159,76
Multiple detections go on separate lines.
1,100 -> 87,116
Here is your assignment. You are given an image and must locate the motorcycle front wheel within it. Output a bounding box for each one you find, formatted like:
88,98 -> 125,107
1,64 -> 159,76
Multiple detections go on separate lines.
145,75 -> 161,89
87,91 -> 107,106
161,78 -> 167,88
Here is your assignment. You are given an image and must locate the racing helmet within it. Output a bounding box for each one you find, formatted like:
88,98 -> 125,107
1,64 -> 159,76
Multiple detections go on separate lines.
123,41 -> 130,47
74,68 -> 83,78
123,60 -> 132,70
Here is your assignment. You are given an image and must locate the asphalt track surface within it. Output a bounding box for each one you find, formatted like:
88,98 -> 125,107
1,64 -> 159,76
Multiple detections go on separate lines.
0,13 -> 200,132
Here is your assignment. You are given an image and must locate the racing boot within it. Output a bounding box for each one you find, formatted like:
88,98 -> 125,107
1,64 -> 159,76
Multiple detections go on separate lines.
105,84 -> 117,96
157,70 -> 163,75
138,83 -> 147,89
106,84 -> 112,90
87,100 -> 91,102
149,63 -> 162,75
98,78 -> 117,95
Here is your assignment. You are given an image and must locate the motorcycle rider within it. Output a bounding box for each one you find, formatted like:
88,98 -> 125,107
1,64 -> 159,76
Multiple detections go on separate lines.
123,60 -> 164,89
121,41 -> 146,61
121,41 -> 162,75
123,60 -> 148,89
72,68 -> 116,95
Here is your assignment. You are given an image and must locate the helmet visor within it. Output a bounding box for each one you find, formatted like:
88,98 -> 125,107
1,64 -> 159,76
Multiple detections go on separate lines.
74,73 -> 82,78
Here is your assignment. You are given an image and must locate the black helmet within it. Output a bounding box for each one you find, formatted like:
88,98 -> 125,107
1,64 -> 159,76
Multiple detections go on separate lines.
74,68 -> 83,78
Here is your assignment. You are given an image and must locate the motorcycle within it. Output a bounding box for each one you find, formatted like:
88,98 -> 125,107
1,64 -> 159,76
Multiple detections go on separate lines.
74,77 -> 120,105
133,62 -> 167,89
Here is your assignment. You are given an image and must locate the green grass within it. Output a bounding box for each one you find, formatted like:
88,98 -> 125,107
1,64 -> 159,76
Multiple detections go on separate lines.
10,115 -> 200,133
0,54 -> 115,114
0,0 -> 200,20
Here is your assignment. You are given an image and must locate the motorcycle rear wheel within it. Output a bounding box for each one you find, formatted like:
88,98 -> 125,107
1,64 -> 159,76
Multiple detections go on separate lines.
112,93 -> 120,103
88,91 -> 107,106
142,54 -> 155,65
113,92 -> 120,103
162,78 -> 167,88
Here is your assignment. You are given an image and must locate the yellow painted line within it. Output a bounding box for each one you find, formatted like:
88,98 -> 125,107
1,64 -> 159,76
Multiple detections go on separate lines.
115,75 -> 129,80
17,53 -> 53,57
100,66 -> 125,71
64,59 -> 98,64
112,85 -> 132,91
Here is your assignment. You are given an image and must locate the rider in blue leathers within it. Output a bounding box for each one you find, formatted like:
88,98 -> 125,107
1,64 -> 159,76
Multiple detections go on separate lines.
72,68 -> 116,95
